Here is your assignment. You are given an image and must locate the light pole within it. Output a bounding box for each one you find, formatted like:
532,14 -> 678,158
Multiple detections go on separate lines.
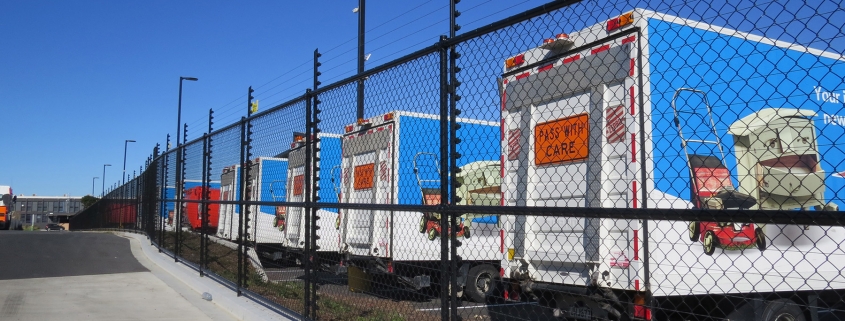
102,164 -> 111,197
177,76 -> 198,148
92,177 -> 99,196
354,0 -> 365,120
122,140 -> 135,229
123,140 -> 136,185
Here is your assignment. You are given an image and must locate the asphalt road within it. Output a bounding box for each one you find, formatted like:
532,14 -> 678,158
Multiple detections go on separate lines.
0,230 -> 148,280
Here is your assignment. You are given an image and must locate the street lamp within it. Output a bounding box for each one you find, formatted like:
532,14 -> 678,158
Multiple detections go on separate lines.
123,140 -> 136,185
92,177 -> 99,196
102,164 -> 111,197
354,0 -> 366,120
177,76 -> 198,148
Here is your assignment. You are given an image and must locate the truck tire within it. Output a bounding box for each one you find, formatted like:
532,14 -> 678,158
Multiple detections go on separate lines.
689,221 -> 700,241
466,264 -> 498,303
762,299 -> 805,321
427,228 -> 438,241
755,227 -> 766,251
419,215 -> 426,233
703,231 -> 717,256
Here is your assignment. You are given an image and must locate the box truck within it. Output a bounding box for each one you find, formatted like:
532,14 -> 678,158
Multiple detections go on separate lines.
0,186 -> 12,230
499,8 -> 845,320
338,111 -> 503,302
270,132 -> 343,268
216,157 -> 289,250
161,180 -> 220,231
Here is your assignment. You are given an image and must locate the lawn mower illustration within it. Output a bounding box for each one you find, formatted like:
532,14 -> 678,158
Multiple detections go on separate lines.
672,88 -> 763,255
413,152 -> 470,241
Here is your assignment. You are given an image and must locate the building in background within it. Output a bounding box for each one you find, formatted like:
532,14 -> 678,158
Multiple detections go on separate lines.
12,195 -> 83,230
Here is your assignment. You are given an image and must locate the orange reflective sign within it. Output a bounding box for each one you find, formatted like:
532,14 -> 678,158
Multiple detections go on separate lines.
534,113 -> 589,165
354,164 -> 375,190
293,175 -> 304,196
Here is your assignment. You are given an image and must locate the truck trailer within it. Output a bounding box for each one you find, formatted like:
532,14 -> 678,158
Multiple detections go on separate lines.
216,157 -> 289,248
0,186 -> 12,230
161,180 -> 221,231
273,132 -> 343,267
498,8 -> 845,320
338,111 -> 502,302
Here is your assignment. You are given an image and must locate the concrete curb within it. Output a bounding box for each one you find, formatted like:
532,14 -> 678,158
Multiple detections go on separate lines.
119,232 -> 299,321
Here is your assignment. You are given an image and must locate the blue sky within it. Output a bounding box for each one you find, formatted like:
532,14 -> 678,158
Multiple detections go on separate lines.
0,0 -> 554,197
1,0 -> 841,197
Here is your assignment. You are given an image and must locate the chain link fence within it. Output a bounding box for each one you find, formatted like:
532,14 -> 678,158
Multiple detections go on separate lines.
71,0 -> 845,320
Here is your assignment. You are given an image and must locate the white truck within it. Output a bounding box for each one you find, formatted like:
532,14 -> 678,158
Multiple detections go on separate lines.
216,157 -> 289,251
338,111 -> 503,302
499,9 -> 845,320
275,132 -> 343,268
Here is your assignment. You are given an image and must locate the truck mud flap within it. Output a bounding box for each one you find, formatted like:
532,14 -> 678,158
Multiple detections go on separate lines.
395,275 -> 430,290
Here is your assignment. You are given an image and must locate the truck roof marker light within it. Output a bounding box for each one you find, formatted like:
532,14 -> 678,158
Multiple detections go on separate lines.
345,125 -> 354,133
505,54 -> 525,69
540,33 -> 574,50
293,132 -> 305,142
383,113 -> 394,121
357,118 -> 369,125
607,11 -> 635,31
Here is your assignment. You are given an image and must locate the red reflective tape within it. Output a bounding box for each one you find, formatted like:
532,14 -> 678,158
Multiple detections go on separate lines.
515,72 -> 530,80
500,229 -> 505,253
563,55 -> 581,64
630,58 -> 635,76
538,64 -> 554,73
632,181 -> 638,209
633,229 -> 639,260
635,279 -> 640,290
500,267 -> 505,277
631,133 -> 637,162
629,86 -> 635,115
501,91 -> 507,111
622,35 -> 636,44
591,45 -> 610,54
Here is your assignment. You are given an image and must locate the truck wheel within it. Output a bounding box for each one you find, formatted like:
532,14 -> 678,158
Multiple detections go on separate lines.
762,299 -> 805,321
466,264 -> 498,303
419,215 -> 426,233
755,227 -> 766,251
689,221 -> 700,241
703,231 -> 717,256
427,228 -> 438,241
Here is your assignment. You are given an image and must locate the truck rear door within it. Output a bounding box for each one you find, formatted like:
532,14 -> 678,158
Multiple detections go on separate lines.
340,122 -> 395,258
285,148 -> 307,248
503,32 -> 643,289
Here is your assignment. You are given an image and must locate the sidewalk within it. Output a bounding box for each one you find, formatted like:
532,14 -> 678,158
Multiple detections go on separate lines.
118,232 -> 299,321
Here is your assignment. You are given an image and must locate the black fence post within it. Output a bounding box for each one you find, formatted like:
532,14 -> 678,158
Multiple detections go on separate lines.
175,124 -> 188,262
309,48 -> 324,319
244,91 -> 255,290
304,88 -> 314,320
237,115 -> 247,297
438,34 -> 450,321
448,1 -> 462,317
200,132 -> 208,277
202,108 -> 214,277
160,134 -> 169,253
